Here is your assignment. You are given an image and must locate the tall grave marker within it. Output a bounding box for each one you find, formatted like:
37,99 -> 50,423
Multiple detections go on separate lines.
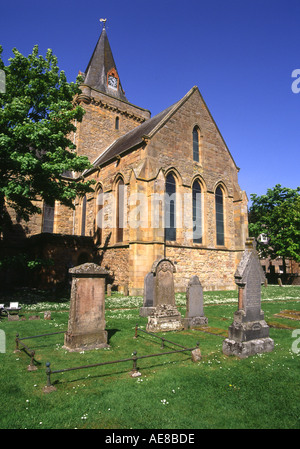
140,272 -> 156,317
183,275 -> 208,329
223,238 -> 274,358
64,263 -> 109,352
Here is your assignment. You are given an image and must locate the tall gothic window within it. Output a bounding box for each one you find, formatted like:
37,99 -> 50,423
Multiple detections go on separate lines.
215,186 -> 224,246
192,180 -> 202,243
165,173 -> 176,241
81,196 -> 87,236
95,187 -> 103,245
115,116 -> 119,130
193,126 -> 200,162
42,202 -> 55,233
116,178 -> 124,242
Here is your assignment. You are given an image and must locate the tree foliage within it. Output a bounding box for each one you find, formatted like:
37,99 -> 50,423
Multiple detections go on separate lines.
0,45 -> 94,232
248,184 -> 300,264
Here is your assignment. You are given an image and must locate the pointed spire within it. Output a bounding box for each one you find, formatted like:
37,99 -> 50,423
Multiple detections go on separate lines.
83,20 -> 127,101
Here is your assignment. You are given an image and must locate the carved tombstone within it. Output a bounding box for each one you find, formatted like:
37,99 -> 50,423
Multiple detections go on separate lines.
146,258 -> 183,332
223,238 -> 274,358
64,263 -> 109,352
140,272 -> 156,317
154,260 -> 176,307
183,275 -> 208,329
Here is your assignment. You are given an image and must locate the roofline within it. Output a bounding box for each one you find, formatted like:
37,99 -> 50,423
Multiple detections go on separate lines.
130,84 -> 240,172
80,85 -> 240,177
193,86 -> 240,171
145,86 -> 198,140
82,138 -> 120,176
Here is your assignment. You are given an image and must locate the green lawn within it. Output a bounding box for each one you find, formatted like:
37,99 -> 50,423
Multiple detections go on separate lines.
0,286 -> 299,429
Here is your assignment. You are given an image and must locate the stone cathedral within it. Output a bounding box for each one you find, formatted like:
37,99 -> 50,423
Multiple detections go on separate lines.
5,22 -> 248,294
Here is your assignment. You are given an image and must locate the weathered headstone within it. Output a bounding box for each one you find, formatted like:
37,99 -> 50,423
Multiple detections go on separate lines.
63,263 -> 109,352
183,275 -> 208,329
222,238 -> 274,358
146,258 -> 183,332
191,346 -> 202,362
119,284 -> 128,295
107,284 -> 112,296
8,314 -> 19,321
44,311 -> 51,320
140,272 -> 156,317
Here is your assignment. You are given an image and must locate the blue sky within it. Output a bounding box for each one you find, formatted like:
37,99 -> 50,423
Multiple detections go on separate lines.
1,0 -> 299,204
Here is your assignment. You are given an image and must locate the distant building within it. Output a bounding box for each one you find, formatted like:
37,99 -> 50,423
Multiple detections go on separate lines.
261,257 -> 300,285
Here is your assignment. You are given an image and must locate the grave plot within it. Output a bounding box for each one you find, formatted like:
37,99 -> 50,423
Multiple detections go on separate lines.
274,310 -> 300,320
13,321 -> 201,394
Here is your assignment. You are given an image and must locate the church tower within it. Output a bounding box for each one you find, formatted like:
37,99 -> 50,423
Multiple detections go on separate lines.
75,20 -> 151,163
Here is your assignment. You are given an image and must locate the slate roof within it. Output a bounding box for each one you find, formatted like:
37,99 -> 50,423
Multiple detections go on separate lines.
91,103 -> 175,168
87,87 -> 199,172
83,26 -> 127,102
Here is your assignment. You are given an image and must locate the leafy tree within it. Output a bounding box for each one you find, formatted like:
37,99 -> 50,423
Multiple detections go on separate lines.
0,45 -> 94,235
248,184 -> 300,273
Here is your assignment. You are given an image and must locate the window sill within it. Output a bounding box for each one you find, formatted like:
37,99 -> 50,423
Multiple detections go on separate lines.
193,161 -> 202,168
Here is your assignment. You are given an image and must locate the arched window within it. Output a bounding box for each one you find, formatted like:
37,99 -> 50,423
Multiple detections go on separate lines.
81,196 -> 87,236
215,186 -> 224,246
192,180 -> 202,243
95,187 -> 103,245
42,202 -> 55,233
193,126 -> 200,162
116,178 -> 124,242
115,116 -> 119,130
165,173 -> 176,241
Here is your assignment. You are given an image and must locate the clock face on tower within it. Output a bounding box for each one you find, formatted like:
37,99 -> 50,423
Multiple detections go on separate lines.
108,75 -> 118,90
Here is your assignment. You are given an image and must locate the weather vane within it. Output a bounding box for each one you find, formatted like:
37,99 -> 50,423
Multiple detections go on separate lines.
100,18 -> 107,29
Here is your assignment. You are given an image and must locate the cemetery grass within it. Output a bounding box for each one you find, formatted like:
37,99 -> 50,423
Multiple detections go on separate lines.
0,286 -> 299,430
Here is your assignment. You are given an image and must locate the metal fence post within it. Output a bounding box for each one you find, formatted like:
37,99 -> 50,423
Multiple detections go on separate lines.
43,361 -> 57,393
27,350 -> 37,371
14,333 -> 21,353
46,362 -> 52,387
132,351 -> 137,372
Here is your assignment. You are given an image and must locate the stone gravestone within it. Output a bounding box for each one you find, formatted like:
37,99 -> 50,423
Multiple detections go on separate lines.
146,258 -> 183,332
64,263 -> 109,352
222,238 -> 274,358
140,272 -> 156,317
44,311 -> 51,320
107,284 -> 112,296
183,275 -> 208,329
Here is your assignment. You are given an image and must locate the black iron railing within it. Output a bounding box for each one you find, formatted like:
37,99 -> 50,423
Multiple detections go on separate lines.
45,343 -> 199,391
15,327 -> 200,391
15,330 -> 66,370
